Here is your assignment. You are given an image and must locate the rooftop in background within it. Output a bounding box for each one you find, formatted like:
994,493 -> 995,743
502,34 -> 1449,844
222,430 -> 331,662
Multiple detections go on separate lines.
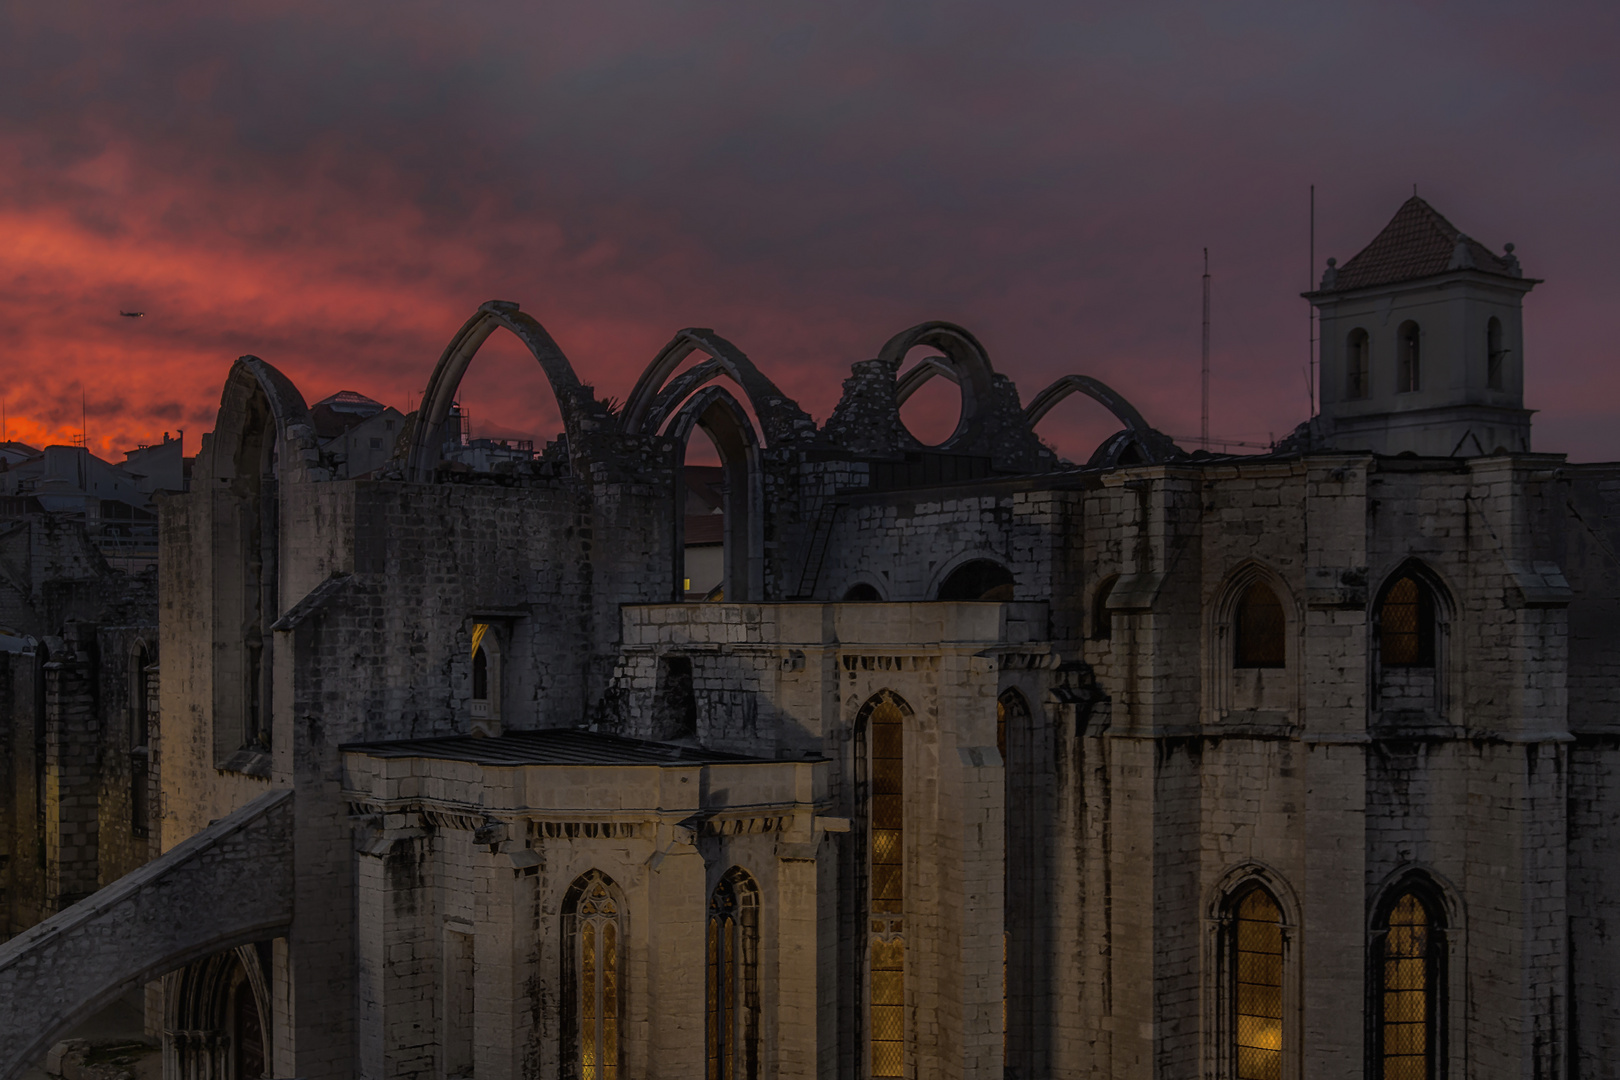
1317,196 -> 1525,293
341,728 -> 785,766
311,390 -> 391,441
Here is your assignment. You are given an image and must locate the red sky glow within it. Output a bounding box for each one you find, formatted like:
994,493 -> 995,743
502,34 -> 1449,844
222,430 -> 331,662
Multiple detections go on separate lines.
2,1 -> 1617,463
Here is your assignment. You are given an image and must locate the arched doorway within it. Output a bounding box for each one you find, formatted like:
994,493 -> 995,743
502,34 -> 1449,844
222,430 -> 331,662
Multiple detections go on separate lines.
164,945 -> 270,1080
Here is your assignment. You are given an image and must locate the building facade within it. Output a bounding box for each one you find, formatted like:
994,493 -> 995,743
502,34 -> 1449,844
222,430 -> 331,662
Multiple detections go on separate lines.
0,197 -> 1617,1080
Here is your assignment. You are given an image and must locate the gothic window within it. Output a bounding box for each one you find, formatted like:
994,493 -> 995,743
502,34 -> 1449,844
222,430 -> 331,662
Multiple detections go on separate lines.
469,624 -> 501,727
1232,887 -> 1284,1080
1373,888 -> 1443,1080
1378,577 -> 1434,668
707,868 -> 760,1080
565,872 -> 621,1080
1486,317 -> 1504,391
1347,328 -> 1371,399
1397,321 -> 1421,393
862,692 -> 908,1078
1233,582 -> 1286,669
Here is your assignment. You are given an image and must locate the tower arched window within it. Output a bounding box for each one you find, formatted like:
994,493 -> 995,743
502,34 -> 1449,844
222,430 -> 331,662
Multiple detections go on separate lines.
858,691 -> 909,1078
707,868 -> 760,1080
1372,886 -> 1444,1079
1231,886 -> 1284,1080
1233,582 -> 1286,669
1347,328 -> 1371,399
564,871 -> 622,1080
1486,317 -> 1505,391
1397,321 -> 1422,393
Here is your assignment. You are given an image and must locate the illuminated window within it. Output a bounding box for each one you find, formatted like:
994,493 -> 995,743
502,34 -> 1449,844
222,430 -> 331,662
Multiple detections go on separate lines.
1232,887 -> 1284,1080
1234,582 -> 1286,669
863,692 -> 908,1078
1347,328 -> 1371,399
1379,577 -> 1434,668
707,868 -> 760,1080
565,872 -> 620,1080
1376,890 -> 1442,1080
1398,321 -> 1421,393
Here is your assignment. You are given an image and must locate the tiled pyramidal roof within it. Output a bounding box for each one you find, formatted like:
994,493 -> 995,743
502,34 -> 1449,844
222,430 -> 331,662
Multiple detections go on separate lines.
1323,196 -> 1517,292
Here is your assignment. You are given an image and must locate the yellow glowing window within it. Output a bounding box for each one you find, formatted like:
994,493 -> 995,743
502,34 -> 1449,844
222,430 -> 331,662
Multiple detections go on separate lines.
708,869 -> 759,1080
866,695 -> 907,1078
1380,577 -> 1434,667
1233,888 -> 1283,1080
1381,892 -> 1435,1080
571,873 -> 619,1080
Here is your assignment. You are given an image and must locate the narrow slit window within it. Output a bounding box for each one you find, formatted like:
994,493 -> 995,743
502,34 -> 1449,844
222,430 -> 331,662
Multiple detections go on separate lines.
1486,317 -> 1505,391
1347,328 -> 1371,399
1398,321 -> 1422,393
867,695 -> 907,1078
1234,582 -> 1286,669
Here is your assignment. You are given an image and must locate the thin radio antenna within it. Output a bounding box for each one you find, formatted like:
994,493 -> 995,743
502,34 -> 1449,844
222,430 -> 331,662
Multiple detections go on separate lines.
1201,247 -> 1211,450
1308,184 -> 1316,416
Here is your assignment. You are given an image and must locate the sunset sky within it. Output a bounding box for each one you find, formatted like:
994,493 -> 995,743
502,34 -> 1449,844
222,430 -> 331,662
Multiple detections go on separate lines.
2,2 -> 1616,463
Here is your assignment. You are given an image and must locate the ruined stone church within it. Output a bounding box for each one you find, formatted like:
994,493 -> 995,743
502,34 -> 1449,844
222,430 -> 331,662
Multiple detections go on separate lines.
1,196 -> 1616,1080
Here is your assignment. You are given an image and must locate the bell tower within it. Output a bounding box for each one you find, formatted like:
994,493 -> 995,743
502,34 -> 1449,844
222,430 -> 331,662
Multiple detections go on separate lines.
1306,197 -> 1539,456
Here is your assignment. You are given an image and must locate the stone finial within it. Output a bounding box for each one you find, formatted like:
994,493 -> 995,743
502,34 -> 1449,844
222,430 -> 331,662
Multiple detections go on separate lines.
1447,239 -> 1477,271
1320,257 -> 1338,290
1502,242 -> 1522,277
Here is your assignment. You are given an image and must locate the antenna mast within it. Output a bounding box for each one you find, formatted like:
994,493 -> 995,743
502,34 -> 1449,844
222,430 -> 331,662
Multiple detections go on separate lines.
1201,248 -> 1211,450
1308,184 -> 1316,416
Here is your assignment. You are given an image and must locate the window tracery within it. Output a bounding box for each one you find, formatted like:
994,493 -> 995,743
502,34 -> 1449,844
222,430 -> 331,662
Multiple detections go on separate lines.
565,871 -> 621,1080
707,868 -> 760,1080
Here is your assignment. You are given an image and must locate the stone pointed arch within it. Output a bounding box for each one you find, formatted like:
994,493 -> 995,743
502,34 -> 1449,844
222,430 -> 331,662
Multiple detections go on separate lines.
1023,373 -> 1151,433
893,355 -> 959,407
876,321 -> 998,448
404,301 -> 610,481
666,384 -> 764,602
198,355 -> 312,488
620,328 -> 814,448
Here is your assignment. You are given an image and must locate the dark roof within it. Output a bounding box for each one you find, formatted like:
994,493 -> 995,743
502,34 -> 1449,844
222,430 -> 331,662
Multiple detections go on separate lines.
1321,197 -> 1517,293
342,728 -> 784,766
311,391 -> 389,441
685,513 -> 724,545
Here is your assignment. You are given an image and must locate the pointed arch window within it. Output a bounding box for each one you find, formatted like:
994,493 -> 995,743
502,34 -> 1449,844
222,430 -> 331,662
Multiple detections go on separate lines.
1234,582 -> 1286,669
1232,886 -> 1284,1080
707,868 -> 760,1080
859,692 -> 909,1078
1378,576 -> 1434,668
565,872 -> 621,1080
1373,888 -> 1444,1080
